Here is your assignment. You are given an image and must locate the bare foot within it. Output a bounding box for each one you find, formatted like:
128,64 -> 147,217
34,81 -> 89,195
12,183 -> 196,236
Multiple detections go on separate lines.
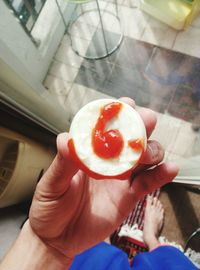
143,196 -> 164,250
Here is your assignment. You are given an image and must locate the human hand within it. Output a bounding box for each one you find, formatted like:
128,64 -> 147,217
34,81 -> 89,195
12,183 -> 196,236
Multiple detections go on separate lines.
28,97 -> 178,261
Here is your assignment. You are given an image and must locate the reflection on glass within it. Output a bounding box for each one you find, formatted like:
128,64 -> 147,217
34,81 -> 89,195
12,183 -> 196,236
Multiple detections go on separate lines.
4,0 -> 47,32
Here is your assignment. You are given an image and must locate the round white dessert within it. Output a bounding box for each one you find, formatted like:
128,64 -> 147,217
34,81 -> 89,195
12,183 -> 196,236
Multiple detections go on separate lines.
69,99 -> 147,177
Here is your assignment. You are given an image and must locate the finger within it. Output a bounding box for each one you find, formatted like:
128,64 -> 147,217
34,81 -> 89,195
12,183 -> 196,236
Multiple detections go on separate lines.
137,107 -> 157,138
36,133 -> 79,198
131,162 -> 179,201
141,140 -> 164,165
119,97 -> 157,138
119,97 -> 136,108
133,140 -> 164,175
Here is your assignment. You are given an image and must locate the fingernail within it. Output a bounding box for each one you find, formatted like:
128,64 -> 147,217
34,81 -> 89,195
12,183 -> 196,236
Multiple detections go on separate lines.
142,141 -> 164,165
148,141 -> 160,161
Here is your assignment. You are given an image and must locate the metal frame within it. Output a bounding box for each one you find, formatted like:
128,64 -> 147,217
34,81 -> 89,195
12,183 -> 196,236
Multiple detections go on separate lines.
184,228 -> 200,252
56,0 -> 123,60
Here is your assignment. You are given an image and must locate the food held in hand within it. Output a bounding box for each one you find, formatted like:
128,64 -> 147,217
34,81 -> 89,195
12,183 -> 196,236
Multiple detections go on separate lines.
68,99 -> 147,179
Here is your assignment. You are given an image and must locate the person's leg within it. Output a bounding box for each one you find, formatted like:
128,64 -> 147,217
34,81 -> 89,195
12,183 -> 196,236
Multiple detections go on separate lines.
143,195 -> 164,250
132,196 -> 198,270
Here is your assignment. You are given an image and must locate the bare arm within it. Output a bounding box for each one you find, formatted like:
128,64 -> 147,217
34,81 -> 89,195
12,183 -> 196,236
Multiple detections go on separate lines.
0,221 -> 72,270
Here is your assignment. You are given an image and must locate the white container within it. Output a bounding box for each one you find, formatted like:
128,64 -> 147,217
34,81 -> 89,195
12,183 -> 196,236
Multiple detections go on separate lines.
140,0 -> 193,30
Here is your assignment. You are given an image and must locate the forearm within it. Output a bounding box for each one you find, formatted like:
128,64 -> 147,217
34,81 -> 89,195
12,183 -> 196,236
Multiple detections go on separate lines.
0,221 -> 73,270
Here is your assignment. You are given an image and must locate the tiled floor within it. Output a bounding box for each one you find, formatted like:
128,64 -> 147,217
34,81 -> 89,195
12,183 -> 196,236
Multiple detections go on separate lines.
43,0 -> 200,248
44,0 -> 200,158
75,34 -> 200,123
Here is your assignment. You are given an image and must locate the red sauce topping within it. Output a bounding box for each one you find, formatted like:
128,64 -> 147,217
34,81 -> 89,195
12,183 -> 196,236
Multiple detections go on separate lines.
68,138 -> 133,180
92,102 -> 124,159
68,101 -> 146,180
128,138 -> 144,152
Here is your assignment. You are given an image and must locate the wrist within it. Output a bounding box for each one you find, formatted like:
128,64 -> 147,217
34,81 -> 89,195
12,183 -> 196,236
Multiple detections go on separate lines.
0,220 -> 73,270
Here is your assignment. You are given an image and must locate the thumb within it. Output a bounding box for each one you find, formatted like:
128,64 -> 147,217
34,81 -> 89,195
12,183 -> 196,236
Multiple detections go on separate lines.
36,133 -> 79,198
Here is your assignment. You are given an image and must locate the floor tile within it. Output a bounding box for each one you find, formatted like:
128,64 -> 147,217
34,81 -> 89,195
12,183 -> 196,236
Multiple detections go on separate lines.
64,83 -> 113,121
141,16 -> 178,49
68,21 -> 97,41
122,0 -> 140,8
55,35 -> 90,68
81,58 -> 114,79
101,77 -> 139,99
74,31 -> 119,90
75,1 -> 108,27
99,3 -> 123,35
167,95 -> 197,124
167,76 -> 199,123
143,47 -> 200,116
120,6 -> 150,39
114,36 -> 154,69
107,64 -> 148,93
75,64 -> 109,91
44,75 -> 73,96
173,26 -> 200,58
147,95 -> 171,113
83,28 -> 122,60
48,60 -> 79,83
105,4 -> 149,39
98,12 -> 122,36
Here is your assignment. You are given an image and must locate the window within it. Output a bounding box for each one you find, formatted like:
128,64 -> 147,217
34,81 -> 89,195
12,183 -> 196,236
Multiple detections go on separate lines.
4,0 -> 47,35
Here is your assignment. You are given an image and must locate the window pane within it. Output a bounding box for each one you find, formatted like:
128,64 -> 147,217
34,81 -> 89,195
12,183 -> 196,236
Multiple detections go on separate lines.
4,0 -> 47,33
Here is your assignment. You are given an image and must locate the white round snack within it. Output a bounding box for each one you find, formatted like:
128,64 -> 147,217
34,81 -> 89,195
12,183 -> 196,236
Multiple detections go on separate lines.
69,99 -> 147,178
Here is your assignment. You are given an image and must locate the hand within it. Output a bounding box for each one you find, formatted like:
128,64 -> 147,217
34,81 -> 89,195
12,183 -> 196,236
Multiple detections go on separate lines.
29,98 -> 178,260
